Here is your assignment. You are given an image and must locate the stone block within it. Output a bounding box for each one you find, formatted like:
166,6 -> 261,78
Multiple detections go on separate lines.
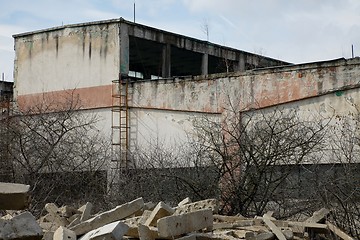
281,229 -> 293,240
122,216 -> 142,238
43,213 -> 69,227
245,232 -> 256,240
177,197 -> 191,206
79,221 -> 128,240
79,202 -> 93,222
174,199 -> 218,215
43,231 -> 54,240
58,206 -> 80,218
256,232 -> 276,240
144,202 -> 156,211
138,224 -> 158,240
70,197 -> 144,235
0,211 -> 43,240
53,226 -> 76,240
157,209 -> 213,238
39,221 -> 58,232
44,203 -> 69,227
144,201 -> 174,227
0,182 -> 30,210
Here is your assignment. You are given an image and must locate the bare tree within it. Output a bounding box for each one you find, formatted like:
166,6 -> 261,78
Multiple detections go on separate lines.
2,91 -> 110,216
191,105 -> 329,216
304,102 -> 360,238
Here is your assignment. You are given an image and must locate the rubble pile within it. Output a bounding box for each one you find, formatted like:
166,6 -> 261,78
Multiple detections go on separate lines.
0,182 -> 355,240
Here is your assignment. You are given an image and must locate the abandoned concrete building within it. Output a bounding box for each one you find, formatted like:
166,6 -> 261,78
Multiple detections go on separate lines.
11,18 -> 360,181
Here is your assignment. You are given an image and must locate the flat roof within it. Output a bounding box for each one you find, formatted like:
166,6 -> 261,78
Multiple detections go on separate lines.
13,18 -> 289,65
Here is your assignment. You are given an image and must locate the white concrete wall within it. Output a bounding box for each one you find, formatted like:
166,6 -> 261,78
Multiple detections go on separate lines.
14,22 -> 119,97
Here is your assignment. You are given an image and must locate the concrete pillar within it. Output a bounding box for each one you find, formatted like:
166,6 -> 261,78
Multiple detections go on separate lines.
162,44 -> 171,78
237,52 -> 246,72
119,22 -> 129,76
202,54 -> 208,75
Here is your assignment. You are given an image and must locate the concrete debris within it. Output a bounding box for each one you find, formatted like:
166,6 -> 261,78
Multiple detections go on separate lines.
53,227 -> 76,240
30,198 -> 352,240
69,197 -> 144,235
0,182 -> 30,210
157,209 -> 213,238
144,201 -> 174,227
0,183 -> 355,240
0,211 -> 43,240
79,221 -> 128,240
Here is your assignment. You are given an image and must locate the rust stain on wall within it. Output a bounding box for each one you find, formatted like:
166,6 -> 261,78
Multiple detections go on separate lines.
17,85 -> 112,111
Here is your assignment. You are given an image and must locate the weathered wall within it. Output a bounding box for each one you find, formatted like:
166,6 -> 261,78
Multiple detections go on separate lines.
14,21 -> 120,107
130,58 -> 360,113
12,19 -> 360,166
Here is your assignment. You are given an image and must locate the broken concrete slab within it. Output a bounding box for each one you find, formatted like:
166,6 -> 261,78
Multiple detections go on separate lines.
326,221 -> 354,240
262,217 -> 286,240
174,199 -> 218,215
53,226 -> 76,240
79,221 -> 128,240
157,209 -> 213,238
0,211 -> 43,240
305,208 -> 329,223
144,201 -> 174,227
0,182 -> 30,210
70,197 -> 144,235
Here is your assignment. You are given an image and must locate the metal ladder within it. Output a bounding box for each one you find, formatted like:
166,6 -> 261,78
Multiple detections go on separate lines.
111,73 -> 130,183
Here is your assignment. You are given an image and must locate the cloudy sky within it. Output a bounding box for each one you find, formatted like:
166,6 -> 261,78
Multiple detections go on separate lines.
1,0 -> 360,81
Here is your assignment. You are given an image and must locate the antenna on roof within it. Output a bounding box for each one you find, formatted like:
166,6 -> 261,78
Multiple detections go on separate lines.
133,0 -> 136,23
352,44 -> 354,58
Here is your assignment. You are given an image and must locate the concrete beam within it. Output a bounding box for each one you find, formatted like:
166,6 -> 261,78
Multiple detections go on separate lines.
70,197 -> 144,235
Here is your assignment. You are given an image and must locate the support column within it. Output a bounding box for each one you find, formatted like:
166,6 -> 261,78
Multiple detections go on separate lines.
237,52 -> 246,72
162,44 -> 171,78
202,53 -> 208,75
119,22 -> 129,76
